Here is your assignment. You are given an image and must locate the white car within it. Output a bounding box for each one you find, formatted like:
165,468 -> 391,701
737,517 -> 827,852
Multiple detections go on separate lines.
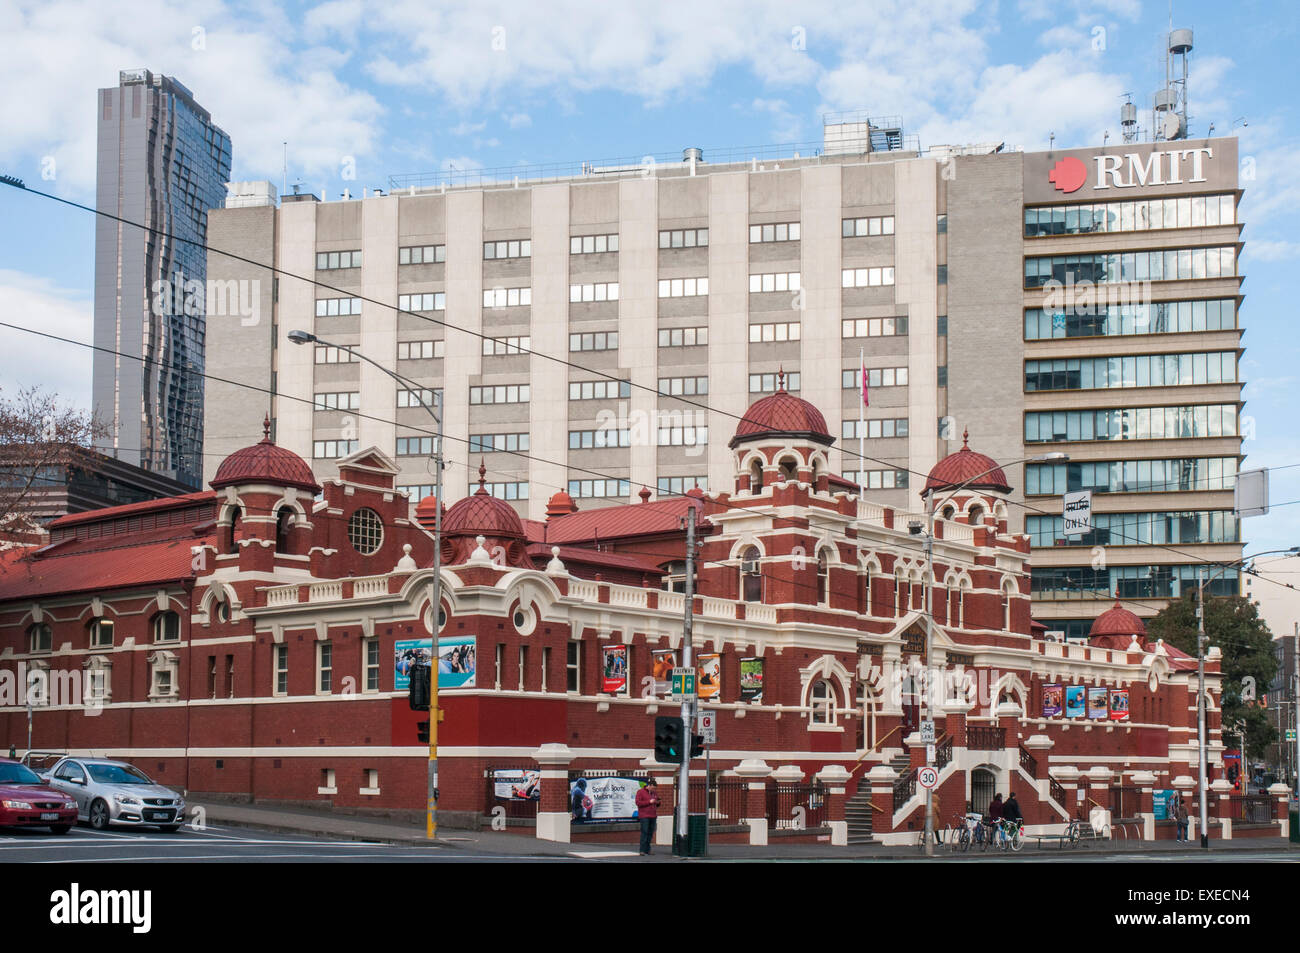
43,757 -> 186,831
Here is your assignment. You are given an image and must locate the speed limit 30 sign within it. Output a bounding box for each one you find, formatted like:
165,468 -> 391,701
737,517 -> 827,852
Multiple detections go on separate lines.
918,766 -> 939,790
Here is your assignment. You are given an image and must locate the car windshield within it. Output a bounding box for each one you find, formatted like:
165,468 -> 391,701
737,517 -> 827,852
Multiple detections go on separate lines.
0,763 -> 43,785
86,763 -> 153,785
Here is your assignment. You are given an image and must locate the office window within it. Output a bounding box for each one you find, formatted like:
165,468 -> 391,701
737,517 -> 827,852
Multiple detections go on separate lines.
569,380 -> 632,400
937,366 -> 948,387
89,618 -> 114,649
314,346 -> 360,365
313,392 -> 360,411
274,645 -> 288,695
1024,404 -> 1238,444
1023,247 -> 1237,288
937,264 -> 947,284
483,239 -> 531,259
842,469 -> 911,489
656,425 -> 707,447
569,282 -> 620,302
657,327 -> 708,347
398,292 -> 446,313
570,428 -> 632,449
571,233 -> 619,254
569,479 -> 631,499
1023,299 -> 1237,340
315,297 -> 362,317
482,336 -> 531,356
1023,195 -> 1236,237
657,476 -> 707,495
749,322 -> 801,343
749,221 -> 801,243
153,611 -> 180,643
1026,511 -> 1238,549
397,340 -> 445,360
398,388 -> 439,409
483,481 -> 529,500
659,228 -> 709,249
469,384 -> 530,404
842,216 -> 895,237
842,418 -> 909,440
937,214 -> 947,234
657,277 -> 708,298
566,641 -> 581,693
841,267 -> 896,288
569,331 -> 619,352
316,250 -> 362,270
841,317 -> 908,338
658,376 -> 708,396
844,367 -> 908,388
1025,457 -> 1239,496
1023,352 -> 1237,392
748,272 -> 801,293
399,244 -> 445,264
468,433 -> 529,453
749,372 -> 800,393
482,287 -> 532,308
314,439 -> 360,459
396,436 -> 439,456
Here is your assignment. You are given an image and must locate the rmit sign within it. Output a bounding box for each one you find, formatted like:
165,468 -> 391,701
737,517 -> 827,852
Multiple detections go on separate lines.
1048,147 -> 1215,193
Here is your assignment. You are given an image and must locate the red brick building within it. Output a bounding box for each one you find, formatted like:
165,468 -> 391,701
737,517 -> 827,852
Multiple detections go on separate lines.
2,391 -> 1277,845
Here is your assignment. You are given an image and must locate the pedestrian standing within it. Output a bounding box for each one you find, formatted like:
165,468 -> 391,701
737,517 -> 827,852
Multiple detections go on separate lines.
635,779 -> 660,855
1174,796 -> 1189,843
929,788 -> 943,844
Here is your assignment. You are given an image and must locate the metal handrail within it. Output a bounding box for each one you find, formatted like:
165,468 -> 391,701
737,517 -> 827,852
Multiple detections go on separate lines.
854,726 -> 902,766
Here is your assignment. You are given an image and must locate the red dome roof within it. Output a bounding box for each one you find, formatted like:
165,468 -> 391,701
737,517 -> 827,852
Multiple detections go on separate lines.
923,429 -> 1011,496
443,462 -> 525,540
211,416 -> 320,493
413,495 -> 444,531
730,370 -> 832,448
1089,600 -> 1148,639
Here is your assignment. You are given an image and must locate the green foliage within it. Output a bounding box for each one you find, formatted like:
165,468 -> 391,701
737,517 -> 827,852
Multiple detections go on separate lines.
1147,592 -> 1278,760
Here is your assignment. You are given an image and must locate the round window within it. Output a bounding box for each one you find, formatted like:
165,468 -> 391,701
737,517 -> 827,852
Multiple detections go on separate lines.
347,508 -> 384,555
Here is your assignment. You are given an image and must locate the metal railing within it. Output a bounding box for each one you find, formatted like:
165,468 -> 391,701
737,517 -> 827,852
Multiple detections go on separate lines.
894,767 -> 917,806
1231,794 -> 1273,825
1110,785 -> 1142,820
1018,744 -> 1037,776
1050,777 -> 1068,807
768,780 -> 828,831
967,726 -> 1006,750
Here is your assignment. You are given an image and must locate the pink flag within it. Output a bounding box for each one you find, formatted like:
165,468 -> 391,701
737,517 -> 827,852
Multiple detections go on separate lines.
861,359 -> 870,407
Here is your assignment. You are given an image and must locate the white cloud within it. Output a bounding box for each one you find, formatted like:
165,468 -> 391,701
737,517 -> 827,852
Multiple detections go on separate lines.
0,270 -> 93,410
503,112 -> 531,128
451,120 -> 488,136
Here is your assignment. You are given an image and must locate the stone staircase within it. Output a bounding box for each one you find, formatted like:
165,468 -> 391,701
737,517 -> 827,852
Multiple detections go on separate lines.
846,755 -> 914,844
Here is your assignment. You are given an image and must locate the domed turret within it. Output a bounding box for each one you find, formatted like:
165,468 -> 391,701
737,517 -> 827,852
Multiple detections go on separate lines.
211,415 -> 320,493
1088,599 -> 1147,640
923,429 -> 1010,496
443,462 -> 526,540
729,369 -> 833,448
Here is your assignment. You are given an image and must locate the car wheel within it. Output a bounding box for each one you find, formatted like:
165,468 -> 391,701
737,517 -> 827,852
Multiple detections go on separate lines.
50,825 -> 72,835
160,824 -> 181,833
89,799 -> 110,830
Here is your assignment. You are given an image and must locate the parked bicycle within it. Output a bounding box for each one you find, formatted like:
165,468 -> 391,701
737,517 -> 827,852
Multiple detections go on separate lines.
993,816 -> 1024,851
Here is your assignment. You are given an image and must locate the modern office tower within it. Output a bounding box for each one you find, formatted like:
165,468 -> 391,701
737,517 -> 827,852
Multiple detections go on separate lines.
94,69 -> 232,488
204,121 -> 1245,631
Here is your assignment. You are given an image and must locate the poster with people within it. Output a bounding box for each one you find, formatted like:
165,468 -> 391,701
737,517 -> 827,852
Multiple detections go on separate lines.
697,653 -> 721,699
1064,685 -> 1086,718
569,776 -> 651,823
602,645 -> 628,694
739,657 -> 764,703
1042,684 -> 1063,717
1153,789 -> 1177,820
1087,687 -> 1109,720
493,769 -> 541,801
651,649 -> 677,696
1109,688 -> 1129,721
394,636 -> 476,690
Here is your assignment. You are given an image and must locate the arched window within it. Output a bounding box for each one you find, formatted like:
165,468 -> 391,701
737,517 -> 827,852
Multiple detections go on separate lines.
1001,579 -> 1016,631
778,457 -> 798,482
741,547 -> 762,602
810,678 -> 836,725
817,550 -> 829,605
225,505 -> 242,554
275,507 -> 294,553
749,459 -> 763,493
958,580 -> 971,628
28,623 -> 52,653
941,504 -> 955,521
152,611 -> 180,643
912,571 -> 924,611
968,504 -> 985,526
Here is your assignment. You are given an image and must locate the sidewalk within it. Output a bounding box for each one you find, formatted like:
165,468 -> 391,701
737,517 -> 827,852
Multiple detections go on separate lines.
193,801 -> 1299,860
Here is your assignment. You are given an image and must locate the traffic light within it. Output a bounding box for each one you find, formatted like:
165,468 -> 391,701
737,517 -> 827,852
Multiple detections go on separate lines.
691,734 -> 705,758
409,662 -> 431,711
416,720 -> 430,743
655,716 -> 684,763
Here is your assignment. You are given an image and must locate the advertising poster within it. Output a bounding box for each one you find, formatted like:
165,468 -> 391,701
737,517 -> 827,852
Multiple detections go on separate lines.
697,653 -> 721,699
1042,684 -> 1063,717
1064,685 -> 1086,718
1153,789 -> 1177,821
739,657 -> 764,703
651,649 -> 677,695
602,645 -> 628,694
1087,687 -> 1108,719
1109,688 -> 1129,721
493,769 -> 541,801
569,776 -> 651,823
394,636 -> 476,690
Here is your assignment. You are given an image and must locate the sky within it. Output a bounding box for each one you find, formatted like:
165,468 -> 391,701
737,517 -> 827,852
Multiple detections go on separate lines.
0,0 -> 1296,555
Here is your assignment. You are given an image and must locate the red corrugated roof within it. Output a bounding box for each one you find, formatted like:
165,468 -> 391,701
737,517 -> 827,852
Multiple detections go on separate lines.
525,544 -> 666,575
536,496 -> 703,544
730,383 -> 832,447
0,531 -> 212,602
1088,601 -> 1148,638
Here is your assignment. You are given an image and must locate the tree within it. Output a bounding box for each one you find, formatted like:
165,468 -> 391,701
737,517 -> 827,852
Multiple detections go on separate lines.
1147,591 -> 1278,761
0,387 -> 104,540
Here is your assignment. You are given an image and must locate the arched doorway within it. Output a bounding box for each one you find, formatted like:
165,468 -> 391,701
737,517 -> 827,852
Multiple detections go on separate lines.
971,767 -> 997,815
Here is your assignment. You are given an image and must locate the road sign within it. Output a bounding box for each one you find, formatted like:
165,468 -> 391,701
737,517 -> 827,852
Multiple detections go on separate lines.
918,766 -> 939,790
696,711 -> 716,745
920,720 -> 935,744
926,744 -> 936,764
1288,729 -> 1297,742
671,667 -> 696,700
1062,490 -> 1092,537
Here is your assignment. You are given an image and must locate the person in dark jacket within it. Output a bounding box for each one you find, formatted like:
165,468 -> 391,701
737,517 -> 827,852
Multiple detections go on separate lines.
1174,796 -> 1189,842
635,779 -> 660,855
1002,792 -> 1022,826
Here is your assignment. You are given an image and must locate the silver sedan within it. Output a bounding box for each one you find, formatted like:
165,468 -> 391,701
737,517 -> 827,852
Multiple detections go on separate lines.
43,758 -> 186,831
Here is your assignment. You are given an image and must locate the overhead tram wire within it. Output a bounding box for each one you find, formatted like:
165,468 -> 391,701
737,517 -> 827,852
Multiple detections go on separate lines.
2,177 -> 1285,606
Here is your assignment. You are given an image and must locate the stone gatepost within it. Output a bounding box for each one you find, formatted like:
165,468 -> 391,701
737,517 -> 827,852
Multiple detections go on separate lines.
1022,735 -> 1055,823
816,765 -> 852,846
734,759 -> 773,846
943,697 -> 974,752
866,764 -> 898,838
1085,766 -> 1112,832
1131,770 -> 1157,841
533,743 -> 575,843
1210,778 -> 1233,839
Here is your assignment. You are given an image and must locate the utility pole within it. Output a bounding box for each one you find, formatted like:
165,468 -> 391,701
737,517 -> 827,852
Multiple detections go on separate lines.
1294,621 -> 1299,796
676,503 -> 697,847
922,490 -> 936,858
1197,567 -> 1209,848
426,392 -> 443,840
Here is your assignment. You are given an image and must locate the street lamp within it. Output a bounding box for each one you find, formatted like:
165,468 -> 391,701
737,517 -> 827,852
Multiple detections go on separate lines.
916,448 -> 1067,856
288,329 -> 445,839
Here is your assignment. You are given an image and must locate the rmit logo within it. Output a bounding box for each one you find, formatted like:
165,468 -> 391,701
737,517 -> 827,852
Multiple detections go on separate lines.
1048,156 -> 1087,193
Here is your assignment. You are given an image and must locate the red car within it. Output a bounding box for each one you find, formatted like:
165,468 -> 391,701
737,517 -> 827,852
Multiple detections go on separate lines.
0,758 -> 78,834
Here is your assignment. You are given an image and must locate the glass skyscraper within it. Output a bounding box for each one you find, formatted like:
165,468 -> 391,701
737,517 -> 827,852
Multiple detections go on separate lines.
94,69 -> 232,487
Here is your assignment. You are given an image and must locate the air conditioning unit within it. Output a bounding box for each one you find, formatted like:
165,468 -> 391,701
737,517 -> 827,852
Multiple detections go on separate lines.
741,560 -> 759,574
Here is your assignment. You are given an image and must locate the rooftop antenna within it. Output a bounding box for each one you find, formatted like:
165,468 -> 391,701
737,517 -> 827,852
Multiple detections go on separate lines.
1120,93 -> 1139,143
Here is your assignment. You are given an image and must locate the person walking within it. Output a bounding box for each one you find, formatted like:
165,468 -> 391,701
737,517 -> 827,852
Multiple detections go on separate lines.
988,793 -> 1004,844
635,779 -> 660,855
1174,796 -> 1189,843
928,788 -> 943,844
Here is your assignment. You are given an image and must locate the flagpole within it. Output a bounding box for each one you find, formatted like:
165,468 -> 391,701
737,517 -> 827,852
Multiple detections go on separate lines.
858,348 -> 866,502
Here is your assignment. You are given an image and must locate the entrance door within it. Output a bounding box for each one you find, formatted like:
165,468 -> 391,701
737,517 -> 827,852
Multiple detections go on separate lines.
971,768 -> 996,815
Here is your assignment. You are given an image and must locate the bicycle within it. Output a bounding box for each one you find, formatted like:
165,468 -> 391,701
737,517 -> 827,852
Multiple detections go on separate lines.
993,817 -> 1024,852
955,812 -> 981,852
